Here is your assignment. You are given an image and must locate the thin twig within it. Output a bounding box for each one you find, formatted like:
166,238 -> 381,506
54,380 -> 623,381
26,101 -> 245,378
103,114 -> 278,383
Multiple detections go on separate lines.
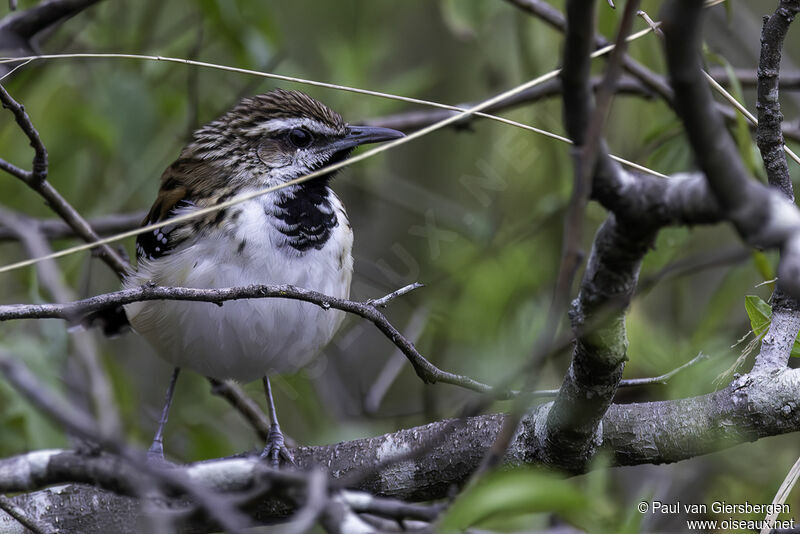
708,66 -> 800,89
366,282 -> 424,308
274,469 -> 328,534
505,0 -> 800,146
0,44 -> 667,278
529,352 -> 711,397
702,71 -> 800,167
0,352 -> 254,534
209,378 -> 270,441
0,211 -> 145,241
761,455 -> 800,534
0,282 -> 505,398
0,83 -> 130,277
0,82 -> 47,182
364,306 -> 430,414
0,208 -> 121,437
0,41 -> 659,153
614,352 -> 709,387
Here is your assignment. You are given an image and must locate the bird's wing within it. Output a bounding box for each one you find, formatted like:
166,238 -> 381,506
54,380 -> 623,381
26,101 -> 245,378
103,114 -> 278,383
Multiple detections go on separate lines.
135,161 -> 201,262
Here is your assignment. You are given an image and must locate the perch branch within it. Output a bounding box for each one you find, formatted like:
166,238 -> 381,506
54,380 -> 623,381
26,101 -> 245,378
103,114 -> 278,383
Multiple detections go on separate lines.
3,367 -> 800,532
0,282 -> 507,398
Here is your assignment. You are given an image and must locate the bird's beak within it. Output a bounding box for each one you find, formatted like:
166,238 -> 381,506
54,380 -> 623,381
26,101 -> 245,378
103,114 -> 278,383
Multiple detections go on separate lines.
330,125 -> 405,153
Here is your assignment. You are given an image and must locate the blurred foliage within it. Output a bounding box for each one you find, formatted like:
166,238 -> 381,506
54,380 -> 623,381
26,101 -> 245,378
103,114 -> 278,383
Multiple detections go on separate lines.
0,0 -> 799,532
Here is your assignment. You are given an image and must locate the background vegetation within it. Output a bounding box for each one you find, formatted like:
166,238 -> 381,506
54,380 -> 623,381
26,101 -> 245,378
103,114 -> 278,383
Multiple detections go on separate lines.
1,1 -> 799,531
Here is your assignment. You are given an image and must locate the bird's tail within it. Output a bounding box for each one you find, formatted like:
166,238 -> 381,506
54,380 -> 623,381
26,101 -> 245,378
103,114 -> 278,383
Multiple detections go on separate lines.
77,306 -> 131,337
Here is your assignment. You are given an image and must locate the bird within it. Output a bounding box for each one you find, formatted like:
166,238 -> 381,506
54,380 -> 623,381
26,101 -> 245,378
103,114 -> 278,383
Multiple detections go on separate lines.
118,88 -> 404,466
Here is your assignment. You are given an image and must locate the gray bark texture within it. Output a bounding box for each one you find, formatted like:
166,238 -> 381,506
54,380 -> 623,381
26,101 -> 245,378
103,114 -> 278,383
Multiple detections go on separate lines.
2,367 -> 800,533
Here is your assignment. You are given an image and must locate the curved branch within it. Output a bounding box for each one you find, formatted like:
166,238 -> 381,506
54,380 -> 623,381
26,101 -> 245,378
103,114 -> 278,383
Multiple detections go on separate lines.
0,282 -> 507,398
0,84 -> 130,277
0,0 -> 104,74
661,0 -> 800,301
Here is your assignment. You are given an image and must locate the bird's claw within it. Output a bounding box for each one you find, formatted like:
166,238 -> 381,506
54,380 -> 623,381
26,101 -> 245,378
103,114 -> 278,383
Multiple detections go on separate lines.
260,424 -> 295,469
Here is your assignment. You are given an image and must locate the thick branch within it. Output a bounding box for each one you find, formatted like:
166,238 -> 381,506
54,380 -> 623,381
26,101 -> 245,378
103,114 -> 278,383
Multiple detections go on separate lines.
0,0 -> 103,73
756,0 -> 799,201
0,494 -> 57,534
662,1 -> 760,218
542,216 -> 655,471
505,0 -> 800,144
3,368 -> 800,532
753,0 -> 800,372
661,0 -> 800,300
753,295 -> 800,372
535,0 -> 648,472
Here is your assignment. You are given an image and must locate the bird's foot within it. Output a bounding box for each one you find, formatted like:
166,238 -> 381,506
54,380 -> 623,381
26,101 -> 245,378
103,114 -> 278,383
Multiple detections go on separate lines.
260,424 -> 295,469
146,441 -> 174,467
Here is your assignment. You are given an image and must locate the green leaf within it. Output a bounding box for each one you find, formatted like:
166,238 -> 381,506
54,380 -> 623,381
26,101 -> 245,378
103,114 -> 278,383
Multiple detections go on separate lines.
438,468 -> 587,532
743,295 -> 800,357
792,339 -> 800,358
744,295 -> 772,337
752,250 -> 775,282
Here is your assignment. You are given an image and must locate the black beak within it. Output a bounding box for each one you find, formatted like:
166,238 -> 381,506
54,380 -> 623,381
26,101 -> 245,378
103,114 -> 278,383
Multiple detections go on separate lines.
329,125 -> 405,153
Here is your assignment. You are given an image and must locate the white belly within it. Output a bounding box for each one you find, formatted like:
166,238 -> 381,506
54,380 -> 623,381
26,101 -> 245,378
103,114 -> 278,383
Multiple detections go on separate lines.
123,197 -> 353,382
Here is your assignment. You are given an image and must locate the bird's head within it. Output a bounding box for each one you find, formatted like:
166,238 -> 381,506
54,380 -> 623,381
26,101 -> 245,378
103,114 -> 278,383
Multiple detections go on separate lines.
184,89 -> 404,188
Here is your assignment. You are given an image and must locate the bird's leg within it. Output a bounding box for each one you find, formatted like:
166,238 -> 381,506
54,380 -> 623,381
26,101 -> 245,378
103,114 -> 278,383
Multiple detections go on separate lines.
260,376 -> 295,468
148,367 -> 180,461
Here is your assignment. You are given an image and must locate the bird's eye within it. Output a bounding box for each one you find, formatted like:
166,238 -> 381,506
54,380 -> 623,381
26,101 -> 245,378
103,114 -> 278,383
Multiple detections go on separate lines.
288,128 -> 313,148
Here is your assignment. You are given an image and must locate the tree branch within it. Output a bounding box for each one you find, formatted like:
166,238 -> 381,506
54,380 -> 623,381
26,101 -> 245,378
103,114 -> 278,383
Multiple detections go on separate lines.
3,367 -> 800,532
0,0 -> 103,74
709,66 -> 800,90
756,0 -> 799,201
751,0 -> 800,372
0,210 -> 145,242
661,0 -> 800,301
0,282 -> 508,398
0,208 -> 121,438
504,0 -> 800,144
361,75 -> 658,132
208,378 -> 271,442
0,494 -> 57,534
0,84 -> 130,277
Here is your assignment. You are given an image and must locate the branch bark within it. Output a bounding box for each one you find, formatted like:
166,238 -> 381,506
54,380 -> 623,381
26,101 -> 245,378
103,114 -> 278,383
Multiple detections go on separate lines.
3,367 -> 800,533
661,0 -> 800,301
0,282 -> 507,398
0,0 -> 104,74
0,84 -> 130,277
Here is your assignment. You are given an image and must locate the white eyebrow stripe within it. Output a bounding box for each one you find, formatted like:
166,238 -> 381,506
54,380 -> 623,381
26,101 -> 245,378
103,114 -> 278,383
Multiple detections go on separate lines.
244,117 -> 341,137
